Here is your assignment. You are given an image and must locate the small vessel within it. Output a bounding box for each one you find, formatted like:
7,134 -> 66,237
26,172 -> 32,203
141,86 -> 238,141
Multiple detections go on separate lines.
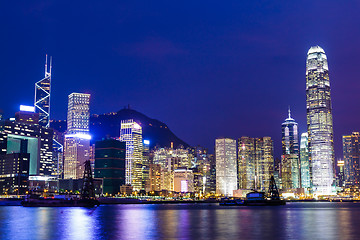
22,160 -> 100,207
219,176 -> 286,206
219,198 -> 244,206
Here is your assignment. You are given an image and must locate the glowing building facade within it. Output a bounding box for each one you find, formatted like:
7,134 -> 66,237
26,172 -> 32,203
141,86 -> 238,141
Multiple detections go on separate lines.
342,132 -> 360,186
255,137 -> 274,191
306,46 -> 335,195
237,136 -> 255,189
120,119 -> 143,191
215,138 -> 237,196
64,93 -> 91,179
173,168 -> 194,193
281,109 -> 300,189
300,132 -> 311,189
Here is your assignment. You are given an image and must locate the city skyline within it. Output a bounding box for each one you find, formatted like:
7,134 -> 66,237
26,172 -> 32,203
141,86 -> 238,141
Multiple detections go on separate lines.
1,1 -> 360,160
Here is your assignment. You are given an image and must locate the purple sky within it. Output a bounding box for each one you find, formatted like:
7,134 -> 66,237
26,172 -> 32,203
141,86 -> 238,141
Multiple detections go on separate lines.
1,1 -> 360,158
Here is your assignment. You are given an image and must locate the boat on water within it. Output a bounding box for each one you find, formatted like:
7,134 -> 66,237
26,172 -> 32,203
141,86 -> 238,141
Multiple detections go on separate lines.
21,195 -> 100,207
220,176 -> 286,206
22,160 -> 100,208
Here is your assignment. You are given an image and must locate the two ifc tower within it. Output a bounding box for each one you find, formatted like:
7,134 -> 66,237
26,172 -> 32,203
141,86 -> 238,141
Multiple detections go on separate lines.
282,46 -> 335,196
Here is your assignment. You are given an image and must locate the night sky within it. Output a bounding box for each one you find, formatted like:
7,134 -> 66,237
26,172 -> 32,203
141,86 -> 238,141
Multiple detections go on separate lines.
1,1 -> 360,159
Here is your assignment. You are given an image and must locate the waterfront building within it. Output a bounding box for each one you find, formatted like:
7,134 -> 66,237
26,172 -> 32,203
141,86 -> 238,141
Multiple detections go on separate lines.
343,132 -> 360,186
337,160 -> 345,188
64,93 -> 91,179
281,109 -> 300,189
237,136 -> 255,189
300,132 -> 311,189
94,139 -> 126,195
215,138 -> 237,196
149,164 -> 162,192
0,153 -> 30,195
173,168 -> 194,193
34,55 -> 52,128
237,136 -> 274,191
120,119 -> 143,191
306,46 -> 335,195
0,115 -> 53,176
255,137 -> 274,190
281,154 -> 300,189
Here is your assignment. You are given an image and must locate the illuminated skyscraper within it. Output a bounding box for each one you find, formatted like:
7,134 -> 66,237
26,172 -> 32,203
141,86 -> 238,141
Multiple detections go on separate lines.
300,132 -> 311,189
237,136 -> 255,189
66,93 -> 91,134
120,119 -> 143,191
342,132 -> 360,186
34,55 -> 52,128
255,137 -> 274,190
281,108 -> 299,155
215,138 -> 237,196
64,93 -> 91,179
281,109 -> 300,189
306,46 -> 335,195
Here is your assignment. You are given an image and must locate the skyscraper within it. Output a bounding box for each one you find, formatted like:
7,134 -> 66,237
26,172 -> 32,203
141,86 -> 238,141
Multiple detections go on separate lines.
94,139 -> 126,195
66,93 -> 91,134
34,55 -> 52,128
237,136 -> 255,189
306,46 -> 335,195
300,132 -> 311,189
281,108 -> 299,155
342,132 -> 360,186
215,138 -> 237,196
255,137 -> 274,190
120,119 -> 143,191
281,109 -> 300,189
64,93 -> 91,179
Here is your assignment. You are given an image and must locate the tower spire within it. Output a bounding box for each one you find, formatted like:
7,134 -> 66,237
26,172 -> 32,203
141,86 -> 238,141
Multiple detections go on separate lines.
45,54 -> 48,77
288,106 -> 291,119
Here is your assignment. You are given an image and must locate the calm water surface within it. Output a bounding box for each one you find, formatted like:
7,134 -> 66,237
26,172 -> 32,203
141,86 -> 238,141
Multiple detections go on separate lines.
0,202 -> 359,240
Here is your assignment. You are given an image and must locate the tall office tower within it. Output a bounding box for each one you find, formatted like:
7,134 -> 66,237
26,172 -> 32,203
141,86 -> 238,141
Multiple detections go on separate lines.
281,108 -> 299,155
300,132 -> 311,189
64,93 -> 91,179
34,55 -> 52,128
67,93 -> 90,134
215,138 -> 237,196
238,137 -> 255,189
120,119 -> 143,191
306,46 -> 335,195
94,139 -> 126,195
342,132 -> 360,186
255,137 -> 274,191
281,109 -> 300,189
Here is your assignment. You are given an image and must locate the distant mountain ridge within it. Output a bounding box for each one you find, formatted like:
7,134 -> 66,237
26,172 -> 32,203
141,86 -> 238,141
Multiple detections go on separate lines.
90,108 -> 190,149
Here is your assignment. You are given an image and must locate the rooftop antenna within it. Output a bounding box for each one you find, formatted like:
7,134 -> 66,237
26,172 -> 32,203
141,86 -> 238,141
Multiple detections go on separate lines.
50,56 -> 52,76
45,54 -> 48,77
288,106 -> 291,119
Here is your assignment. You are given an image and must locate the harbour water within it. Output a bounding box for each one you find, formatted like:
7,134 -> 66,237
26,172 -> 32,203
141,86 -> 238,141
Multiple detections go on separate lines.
0,202 -> 359,240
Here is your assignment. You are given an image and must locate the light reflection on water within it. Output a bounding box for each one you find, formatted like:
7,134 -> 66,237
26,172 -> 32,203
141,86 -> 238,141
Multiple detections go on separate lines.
0,202 -> 359,240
